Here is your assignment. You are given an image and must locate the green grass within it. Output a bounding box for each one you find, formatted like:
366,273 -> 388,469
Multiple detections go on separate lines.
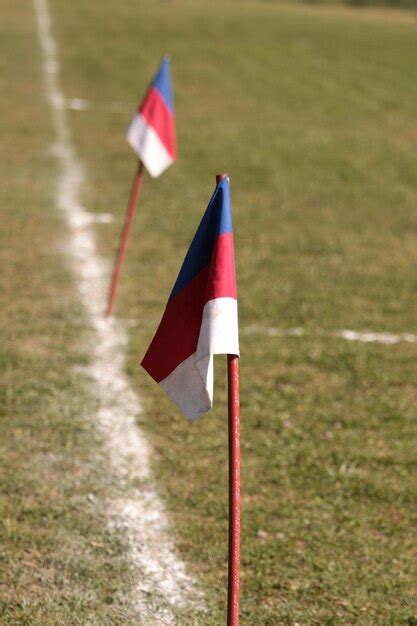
3,0 -> 417,623
0,2 -> 140,623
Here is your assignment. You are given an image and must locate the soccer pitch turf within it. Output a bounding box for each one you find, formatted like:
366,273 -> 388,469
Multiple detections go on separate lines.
1,0 -> 417,623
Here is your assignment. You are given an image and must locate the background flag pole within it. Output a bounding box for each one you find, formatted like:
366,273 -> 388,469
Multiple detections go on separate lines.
105,159 -> 144,317
216,173 -> 241,626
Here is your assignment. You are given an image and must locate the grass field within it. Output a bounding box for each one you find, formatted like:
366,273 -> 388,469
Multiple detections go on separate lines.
0,3 -> 142,623
2,0 -> 417,623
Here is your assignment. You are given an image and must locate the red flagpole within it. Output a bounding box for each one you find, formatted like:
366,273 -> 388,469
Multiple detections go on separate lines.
227,353 -> 241,626
216,173 -> 241,626
105,160 -> 144,317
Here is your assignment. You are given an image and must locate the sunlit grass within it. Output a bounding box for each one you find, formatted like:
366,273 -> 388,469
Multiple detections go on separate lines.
2,0 -> 417,622
59,1 -> 417,622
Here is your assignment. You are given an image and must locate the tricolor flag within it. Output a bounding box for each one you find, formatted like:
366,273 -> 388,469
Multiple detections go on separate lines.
141,176 -> 239,421
126,56 -> 176,178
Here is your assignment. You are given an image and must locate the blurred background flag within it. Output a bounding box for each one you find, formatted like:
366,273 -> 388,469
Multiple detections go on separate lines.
141,176 -> 239,420
105,56 -> 177,317
126,55 -> 176,177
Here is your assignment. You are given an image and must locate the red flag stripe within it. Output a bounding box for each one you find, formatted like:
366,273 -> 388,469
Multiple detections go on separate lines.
139,87 -> 176,158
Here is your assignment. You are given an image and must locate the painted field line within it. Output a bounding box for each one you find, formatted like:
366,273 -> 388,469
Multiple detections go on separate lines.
47,95 -> 127,112
33,0 -> 202,622
65,97 -> 127,112
243,326 -> 417,345
335,329 -> 417,345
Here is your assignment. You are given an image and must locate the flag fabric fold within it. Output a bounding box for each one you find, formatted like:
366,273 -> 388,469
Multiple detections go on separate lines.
141,177 -> 239,420
126,56 -> 176,177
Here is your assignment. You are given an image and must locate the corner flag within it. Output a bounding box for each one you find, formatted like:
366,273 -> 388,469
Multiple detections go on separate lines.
126,56 -> 176,177
141,176 -> 239,420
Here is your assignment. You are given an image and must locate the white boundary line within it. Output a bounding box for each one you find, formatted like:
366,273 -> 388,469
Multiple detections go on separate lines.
243,325 -> 417,345
64,97 -> 127,112
335,329 -> 417,345
33,0 -> 202,622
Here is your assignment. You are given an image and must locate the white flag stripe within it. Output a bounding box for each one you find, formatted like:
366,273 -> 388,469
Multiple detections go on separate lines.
159,297 -> 239,421
196,297 -> 239,359
160,354 -> 212,421
126,114 -> 174,178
